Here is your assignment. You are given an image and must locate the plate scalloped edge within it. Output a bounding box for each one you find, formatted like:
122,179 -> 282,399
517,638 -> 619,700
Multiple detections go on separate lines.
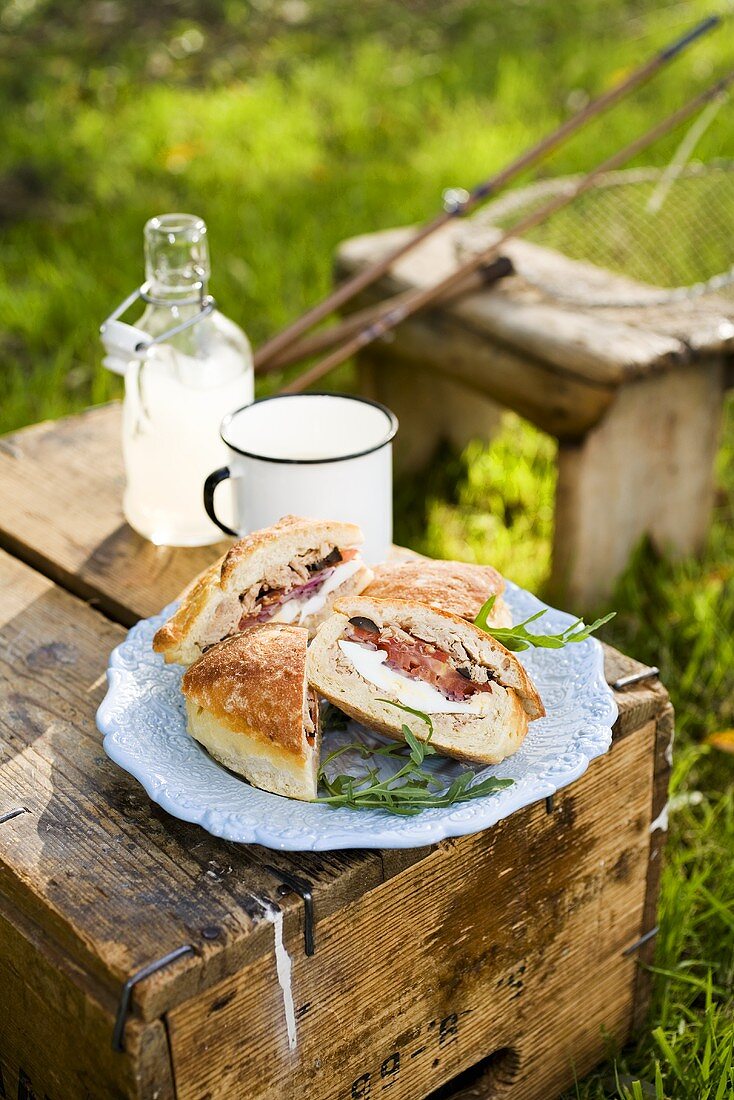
97,582 -> 618,851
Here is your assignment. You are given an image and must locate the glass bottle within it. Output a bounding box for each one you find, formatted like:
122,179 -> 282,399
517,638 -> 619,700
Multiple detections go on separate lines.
103,214 -> 253,546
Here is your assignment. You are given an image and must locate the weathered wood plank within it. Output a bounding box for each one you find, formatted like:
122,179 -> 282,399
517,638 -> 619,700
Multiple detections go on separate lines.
456,220 -> 734,355
167,723 -> 656,1100
0,403 -> 230,626
601,644 -> 668,740
338,224 -> 729,602
0,401 -> 673,1097
0,548 -> 407,1025
355,315 -> 616,441
338,222 -> 732,458
359,351 -> 504,472
631,702 -> 674,1033
552,359 -> 727,606
0,896 -> 174,1100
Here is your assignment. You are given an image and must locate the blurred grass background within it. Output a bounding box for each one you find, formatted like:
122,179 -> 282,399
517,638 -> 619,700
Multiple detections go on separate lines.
1,1 -> 732,1096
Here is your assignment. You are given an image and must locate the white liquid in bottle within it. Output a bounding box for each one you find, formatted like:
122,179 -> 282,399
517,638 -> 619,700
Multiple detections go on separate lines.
117,214 -> 253,546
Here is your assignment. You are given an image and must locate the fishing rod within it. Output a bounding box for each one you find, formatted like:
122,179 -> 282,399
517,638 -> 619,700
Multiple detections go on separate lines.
254,13 -> 719,372
280,71 -> 734,396
258,258 -> 514,374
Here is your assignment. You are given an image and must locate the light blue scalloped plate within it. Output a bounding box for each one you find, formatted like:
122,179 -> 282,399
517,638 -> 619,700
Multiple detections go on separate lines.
97,582 -> 617,850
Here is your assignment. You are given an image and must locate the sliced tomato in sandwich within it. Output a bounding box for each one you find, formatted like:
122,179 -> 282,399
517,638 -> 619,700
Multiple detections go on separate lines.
347,624 -> 493,702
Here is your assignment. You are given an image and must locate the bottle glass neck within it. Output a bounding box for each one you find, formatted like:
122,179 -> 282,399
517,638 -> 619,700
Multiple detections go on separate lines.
145,279 -> 208,305
144,213 -> 210,303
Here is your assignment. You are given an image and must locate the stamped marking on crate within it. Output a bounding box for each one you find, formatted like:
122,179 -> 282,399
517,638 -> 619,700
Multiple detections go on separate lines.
350,1010 -> 473,1096
496,963 -> 527,1000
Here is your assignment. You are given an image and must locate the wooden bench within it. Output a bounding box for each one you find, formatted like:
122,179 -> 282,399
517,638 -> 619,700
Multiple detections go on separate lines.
336,223 -> 733,609
0,404 -> 671,1099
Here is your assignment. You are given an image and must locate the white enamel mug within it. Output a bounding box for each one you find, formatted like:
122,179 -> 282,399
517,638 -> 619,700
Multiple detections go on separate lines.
204,393 -> 398,563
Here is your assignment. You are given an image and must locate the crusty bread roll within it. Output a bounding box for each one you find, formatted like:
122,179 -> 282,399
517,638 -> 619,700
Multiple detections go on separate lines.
181,625 -> 320,800
364,558 -> 512,627
153,514 -> 373,665
307,596 -> 544,765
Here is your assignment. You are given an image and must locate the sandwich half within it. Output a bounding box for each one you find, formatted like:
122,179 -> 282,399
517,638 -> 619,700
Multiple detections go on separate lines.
154,514 -> 373,665
181,624 -> 320,800
364,558 -> 512,627
307,596 -> 544,765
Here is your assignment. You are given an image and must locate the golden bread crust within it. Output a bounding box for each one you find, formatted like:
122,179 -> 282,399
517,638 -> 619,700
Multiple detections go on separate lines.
184,702 -> 318,800
181,625 -> 310,758
219,514 -> 363,585
365,559 -> 507,623
152,556 -> 226,659
152,514 -> 368,664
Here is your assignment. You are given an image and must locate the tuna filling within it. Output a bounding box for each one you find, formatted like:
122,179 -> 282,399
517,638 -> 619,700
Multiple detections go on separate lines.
238,547 -> 359,629
345,619 -> 495,703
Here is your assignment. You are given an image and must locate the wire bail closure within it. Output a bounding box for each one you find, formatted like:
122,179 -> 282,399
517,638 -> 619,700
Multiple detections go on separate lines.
99,278 -> 217,370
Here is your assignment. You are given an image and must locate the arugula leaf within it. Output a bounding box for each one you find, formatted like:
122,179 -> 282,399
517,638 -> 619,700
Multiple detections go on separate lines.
377,699 -> 435,738
474,593 -> 497,632
315,770 -> 514,814
377,699 -> 437,757
315,696 -> 513,815
402,725 -> 426,765
473,596 -> 615,652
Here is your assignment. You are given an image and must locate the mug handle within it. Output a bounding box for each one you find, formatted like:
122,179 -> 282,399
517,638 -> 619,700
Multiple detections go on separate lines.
204,466 -> 239,537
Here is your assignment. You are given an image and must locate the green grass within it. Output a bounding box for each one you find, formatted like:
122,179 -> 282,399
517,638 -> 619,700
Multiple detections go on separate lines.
1,0 -> 732,428
2,2 -> 733,1095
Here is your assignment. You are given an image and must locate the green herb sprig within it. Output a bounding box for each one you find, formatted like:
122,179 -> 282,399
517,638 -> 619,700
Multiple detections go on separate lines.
475,595 -> 615,652
315,702 -> 513,815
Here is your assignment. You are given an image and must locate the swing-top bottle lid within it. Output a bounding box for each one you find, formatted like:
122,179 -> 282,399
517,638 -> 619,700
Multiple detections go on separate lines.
144,213 -> 210,291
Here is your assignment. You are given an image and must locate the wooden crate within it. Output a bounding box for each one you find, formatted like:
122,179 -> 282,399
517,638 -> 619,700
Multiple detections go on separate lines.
0,406 -> 671,1100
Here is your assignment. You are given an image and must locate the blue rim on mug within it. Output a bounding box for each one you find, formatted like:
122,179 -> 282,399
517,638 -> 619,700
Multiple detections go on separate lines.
219,392 -> 399,465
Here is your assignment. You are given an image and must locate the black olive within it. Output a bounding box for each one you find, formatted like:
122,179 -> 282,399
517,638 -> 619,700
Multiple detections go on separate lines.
348,615 -> 380,634
308,546 -> 344,573
456,666 -> 473,680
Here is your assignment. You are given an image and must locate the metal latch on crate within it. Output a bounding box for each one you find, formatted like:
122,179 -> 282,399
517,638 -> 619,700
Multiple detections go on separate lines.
112,944 -> 196,1052
264,865 -> 316,957
0,807 -> 28,824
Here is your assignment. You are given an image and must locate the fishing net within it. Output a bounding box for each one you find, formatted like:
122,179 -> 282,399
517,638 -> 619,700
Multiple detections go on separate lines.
469,161 -> 734,309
